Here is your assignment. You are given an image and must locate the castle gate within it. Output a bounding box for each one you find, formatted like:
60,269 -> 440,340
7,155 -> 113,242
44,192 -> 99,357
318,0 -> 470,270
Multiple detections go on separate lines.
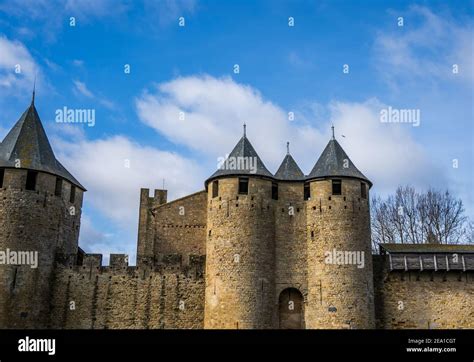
278,288 -> 305,329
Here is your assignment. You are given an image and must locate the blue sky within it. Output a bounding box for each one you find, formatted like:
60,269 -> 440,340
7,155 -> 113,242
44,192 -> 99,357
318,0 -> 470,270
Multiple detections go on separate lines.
0,0 -> 472,263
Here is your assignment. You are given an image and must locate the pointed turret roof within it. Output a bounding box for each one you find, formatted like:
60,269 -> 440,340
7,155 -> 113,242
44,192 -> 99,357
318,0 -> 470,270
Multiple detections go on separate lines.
0,99 -> 85,190
205,125 -> 273,185
274,142 -> 304,181
307,135 -> 371,187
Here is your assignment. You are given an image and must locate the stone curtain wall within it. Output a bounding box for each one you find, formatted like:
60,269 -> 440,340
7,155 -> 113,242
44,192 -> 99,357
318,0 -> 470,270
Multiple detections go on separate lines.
374,256 -> 474,329
49,255 -> 205,329
137,189 -> 207,267
152,191 -> 207,265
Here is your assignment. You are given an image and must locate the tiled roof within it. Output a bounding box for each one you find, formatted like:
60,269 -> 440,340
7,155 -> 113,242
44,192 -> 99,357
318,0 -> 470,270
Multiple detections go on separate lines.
0,100 -> 85,190
307,138 -> 371,187
380,243 -> 474,254
206,129 -> 273,184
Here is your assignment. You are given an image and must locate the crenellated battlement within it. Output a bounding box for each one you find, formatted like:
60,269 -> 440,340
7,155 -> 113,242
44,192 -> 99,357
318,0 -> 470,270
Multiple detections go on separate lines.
49,254 -> 205,329
58,251 -> 206,279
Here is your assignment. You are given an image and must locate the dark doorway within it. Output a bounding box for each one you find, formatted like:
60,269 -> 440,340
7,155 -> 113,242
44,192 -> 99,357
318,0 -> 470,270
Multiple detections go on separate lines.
278,288 -> 304,329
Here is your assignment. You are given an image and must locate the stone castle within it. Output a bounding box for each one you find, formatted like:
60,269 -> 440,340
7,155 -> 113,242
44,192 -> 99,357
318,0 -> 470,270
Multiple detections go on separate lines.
0,98 -> 473,329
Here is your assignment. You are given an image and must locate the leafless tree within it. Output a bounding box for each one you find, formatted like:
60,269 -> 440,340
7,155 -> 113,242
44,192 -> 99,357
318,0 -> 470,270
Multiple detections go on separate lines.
371,186 -> 470,253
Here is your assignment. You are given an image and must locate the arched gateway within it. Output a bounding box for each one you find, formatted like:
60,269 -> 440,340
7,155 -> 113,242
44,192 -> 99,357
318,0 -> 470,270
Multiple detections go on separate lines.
278,288 -> 305,329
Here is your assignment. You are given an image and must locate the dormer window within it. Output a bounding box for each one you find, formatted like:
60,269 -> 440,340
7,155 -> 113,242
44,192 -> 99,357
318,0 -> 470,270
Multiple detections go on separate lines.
332,179 -> 341,195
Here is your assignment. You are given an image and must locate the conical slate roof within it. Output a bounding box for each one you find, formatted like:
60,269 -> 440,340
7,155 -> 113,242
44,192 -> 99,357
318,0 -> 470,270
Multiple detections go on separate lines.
274,143 -> 305,181
0,100 -> 86,190
206,126 -> 273,184
307,138 -> 372,187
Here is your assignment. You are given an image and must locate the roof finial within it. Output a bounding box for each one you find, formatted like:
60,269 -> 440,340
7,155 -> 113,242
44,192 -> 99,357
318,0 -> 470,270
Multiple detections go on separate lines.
243,123 -> 246,137
31,73 -> 36,105
331,124 -> 335,140
286,141 -> 290,155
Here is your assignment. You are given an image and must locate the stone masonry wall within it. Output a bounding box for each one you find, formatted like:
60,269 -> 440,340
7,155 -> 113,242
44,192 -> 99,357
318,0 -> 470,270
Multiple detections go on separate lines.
274,182 -> 308,327
137,189 -> 207,267
204,177 -> 276,329
0,168 -> 83,328
49,254 -> 205,329
306,178 -> 374,329
374,255 -> 474,329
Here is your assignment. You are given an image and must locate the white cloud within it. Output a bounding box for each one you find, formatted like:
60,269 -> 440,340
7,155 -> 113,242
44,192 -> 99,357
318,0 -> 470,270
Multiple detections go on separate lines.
49,130 -> 206,263
287,51 -> 311,68
64,0 -> 128,18
72,59 -> 85,67
327,99 -> 445,194
72,80 -> 93,98
79,214 -> 131,266
52,132 -> 205,224
72,79 -> 115,109
0,0 -> 196,41
135,75 -> 443,194
136,75 -> 293,169
374,5 -> 474,86
0,0 -> 129,42
0,0 -> 129,23
0,35 -> 38,95
143,0 -> 197,26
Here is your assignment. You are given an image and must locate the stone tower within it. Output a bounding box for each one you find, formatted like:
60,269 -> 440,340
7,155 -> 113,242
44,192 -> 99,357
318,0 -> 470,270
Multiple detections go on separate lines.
305,129 -> 374,328
273,143 -> 307,329
0,95 -> 85,328
204,125 -> 276,328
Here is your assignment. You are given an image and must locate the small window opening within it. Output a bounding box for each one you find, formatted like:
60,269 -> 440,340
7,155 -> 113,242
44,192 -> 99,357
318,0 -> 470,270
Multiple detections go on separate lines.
272,182 -> 278,200
25,171 -> 38,191
212,180 -> 219,198
55,178 -> 63,197
70,185 -> 76,203
361,182 -> 367,199
238,177 -> 249,194
304,182 -> 310,200
332,179 -> 341,195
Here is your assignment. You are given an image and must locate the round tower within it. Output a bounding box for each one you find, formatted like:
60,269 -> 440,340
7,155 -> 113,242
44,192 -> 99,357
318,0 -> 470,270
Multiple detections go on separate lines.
204,126 -> 276,329
305,129 -> 374,329
0,96 -> 85,328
